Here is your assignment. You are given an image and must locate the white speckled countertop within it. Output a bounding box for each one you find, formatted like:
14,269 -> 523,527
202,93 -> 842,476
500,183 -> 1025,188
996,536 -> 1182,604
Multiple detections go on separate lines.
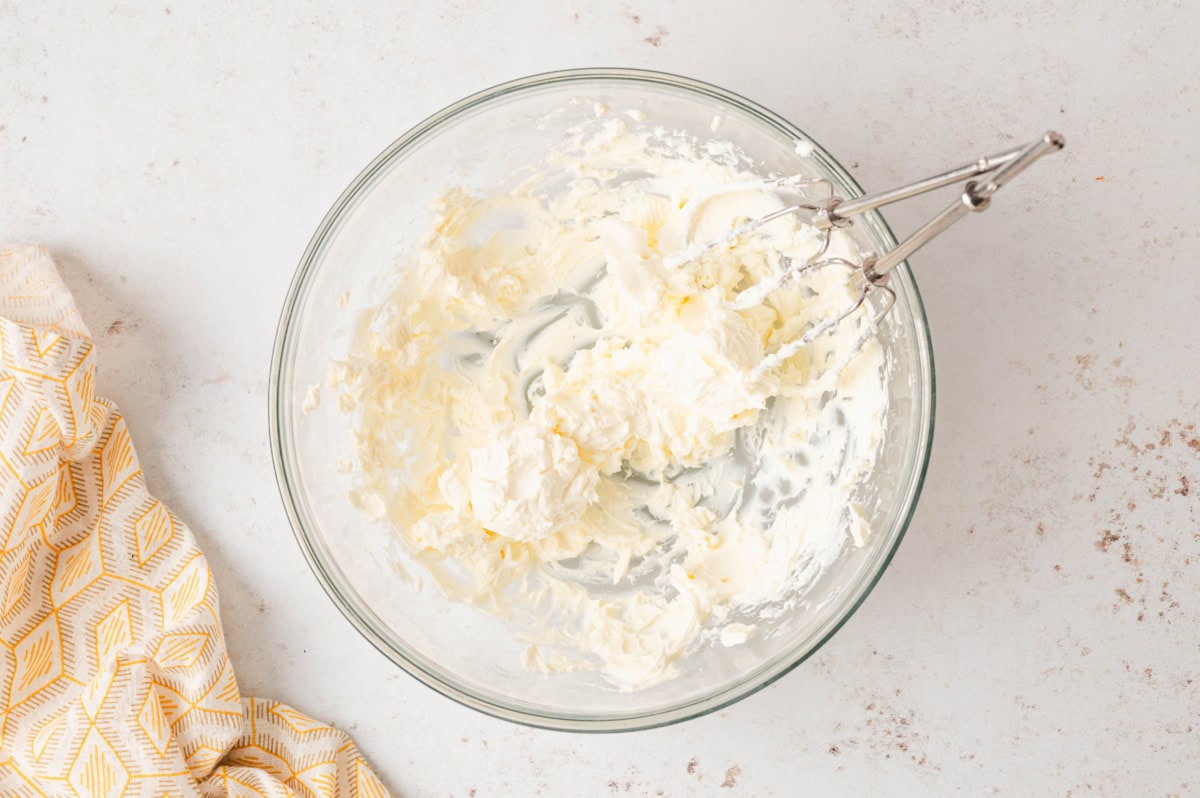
3,2 -> 1197,795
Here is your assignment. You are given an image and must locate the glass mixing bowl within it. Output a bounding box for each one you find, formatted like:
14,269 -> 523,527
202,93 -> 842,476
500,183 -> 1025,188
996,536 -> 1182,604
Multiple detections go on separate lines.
269,68 -> 934,731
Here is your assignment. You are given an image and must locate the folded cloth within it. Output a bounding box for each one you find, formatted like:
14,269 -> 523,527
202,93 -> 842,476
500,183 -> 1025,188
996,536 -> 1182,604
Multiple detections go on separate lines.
0,246 -> 391,798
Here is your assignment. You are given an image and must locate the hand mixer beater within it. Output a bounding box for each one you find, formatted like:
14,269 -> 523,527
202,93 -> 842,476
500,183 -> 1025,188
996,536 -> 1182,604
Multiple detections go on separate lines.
667,131 -> 1065,376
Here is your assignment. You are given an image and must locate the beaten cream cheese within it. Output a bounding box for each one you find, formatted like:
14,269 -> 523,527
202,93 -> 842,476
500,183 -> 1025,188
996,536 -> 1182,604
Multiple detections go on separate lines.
328,112 -> 888,690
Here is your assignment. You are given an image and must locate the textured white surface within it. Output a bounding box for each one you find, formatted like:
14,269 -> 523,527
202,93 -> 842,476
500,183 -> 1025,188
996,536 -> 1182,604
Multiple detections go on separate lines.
2,2 -> 1197,795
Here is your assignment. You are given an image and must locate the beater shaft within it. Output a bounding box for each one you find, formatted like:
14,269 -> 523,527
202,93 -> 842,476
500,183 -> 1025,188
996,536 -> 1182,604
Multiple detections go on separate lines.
862,131 -> 1065,283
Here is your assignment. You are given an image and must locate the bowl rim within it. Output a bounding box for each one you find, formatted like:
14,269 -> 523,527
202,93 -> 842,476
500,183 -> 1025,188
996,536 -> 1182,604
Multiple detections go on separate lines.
268,66 -> 936,732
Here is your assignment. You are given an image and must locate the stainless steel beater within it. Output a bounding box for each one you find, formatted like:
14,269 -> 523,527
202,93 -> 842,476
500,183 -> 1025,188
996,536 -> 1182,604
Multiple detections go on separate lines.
671,131 -> 1065,374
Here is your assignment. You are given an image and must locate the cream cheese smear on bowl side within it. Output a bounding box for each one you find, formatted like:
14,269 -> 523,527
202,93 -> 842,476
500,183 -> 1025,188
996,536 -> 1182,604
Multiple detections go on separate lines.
322,108 -> 888,691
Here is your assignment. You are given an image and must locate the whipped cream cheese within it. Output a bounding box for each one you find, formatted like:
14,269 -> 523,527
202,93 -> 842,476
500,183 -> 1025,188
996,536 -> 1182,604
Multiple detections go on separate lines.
460,420 -> 597,542
329,111 -> 888,690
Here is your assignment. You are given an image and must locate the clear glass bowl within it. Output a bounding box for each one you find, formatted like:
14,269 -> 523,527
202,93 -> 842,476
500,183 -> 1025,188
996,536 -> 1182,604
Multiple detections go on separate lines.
269,68 -> 935,731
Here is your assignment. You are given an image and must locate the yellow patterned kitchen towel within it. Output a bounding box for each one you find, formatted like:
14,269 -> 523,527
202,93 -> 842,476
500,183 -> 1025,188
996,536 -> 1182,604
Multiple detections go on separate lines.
0,246 -> 392,798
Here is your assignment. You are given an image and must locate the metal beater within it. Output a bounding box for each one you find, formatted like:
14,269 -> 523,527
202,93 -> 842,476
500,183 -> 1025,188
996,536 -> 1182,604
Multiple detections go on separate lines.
669,131 -> 1066,374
